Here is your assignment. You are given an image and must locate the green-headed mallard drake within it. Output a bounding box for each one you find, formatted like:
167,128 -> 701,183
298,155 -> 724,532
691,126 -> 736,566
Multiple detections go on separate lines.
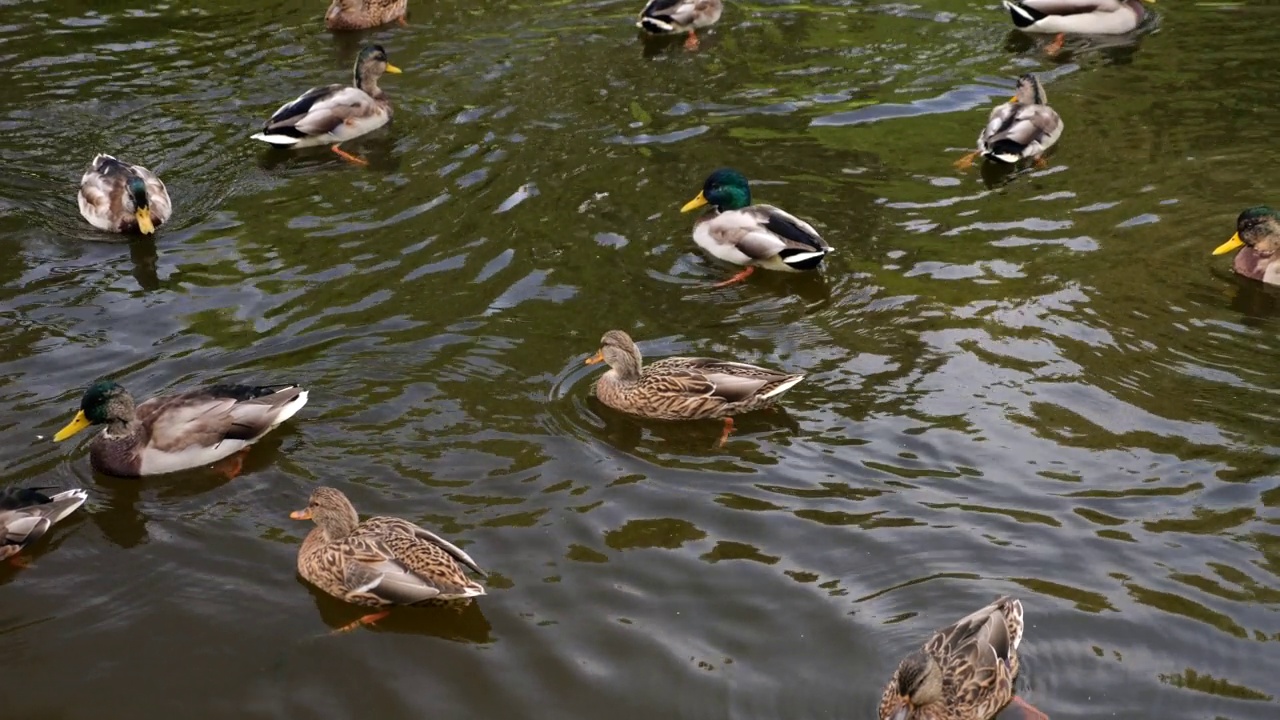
879,596 -> 1047,720
52,380 -> 308,478
679,168 -> 832,287
290,486 -> 487,632
77,154 -> 171,236
956,74 -> 1062,170
1212,206 -> 1280,285
251,45 -> 402,166
326,0 -> 408,30
1,487 -> 88,564
637,0 -> 723,50
585,329 -> 804,445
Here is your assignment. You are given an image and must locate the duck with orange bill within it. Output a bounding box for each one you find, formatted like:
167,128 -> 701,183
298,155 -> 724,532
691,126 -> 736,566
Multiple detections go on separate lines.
680,168 -> 832,288
251,45 -> 402,166
77,154 -> 171,235
584,329 -> 804,446
1213,206 -> 1280,286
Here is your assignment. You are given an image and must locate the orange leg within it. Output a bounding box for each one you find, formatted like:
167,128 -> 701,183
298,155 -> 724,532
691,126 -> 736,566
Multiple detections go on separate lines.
954,150 -> 980,170
1034,155 -> 1048,169
717,417 -> 735,447
214,448 -> 252,480
1008,696 -> 1050,720
684,31 -> 700,51
1045,33 -> 1065,56
711,266 -> 755,288
331,144 -> 369,166
332,610 -> 391,635
396,14 -> 408,26
7,554 -> 31,569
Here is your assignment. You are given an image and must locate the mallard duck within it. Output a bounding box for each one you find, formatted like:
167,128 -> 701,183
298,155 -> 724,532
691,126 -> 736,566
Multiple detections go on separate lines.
251,45 -> 402,166
637,0 -> 723,50
77,154 -> 171,235
679,168 -> 833,287
879,597 -> 1048,720
1,487 -> 88,564
1003,0 -> 1152,35
1212,206 -> 1280,285
956,74 -> 1062,170
584,329 -> 804,445
290,486 -> 487,632
52,380 -> 308,478
326,0 -> 408,30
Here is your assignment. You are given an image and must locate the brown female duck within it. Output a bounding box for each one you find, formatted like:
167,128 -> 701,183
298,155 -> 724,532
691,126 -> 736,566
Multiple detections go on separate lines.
325,0 -> 408,31
879,596 -> 1047,720
290,486 -> 487,632
584,329 -> 804,445
1212,206 -> 1280,286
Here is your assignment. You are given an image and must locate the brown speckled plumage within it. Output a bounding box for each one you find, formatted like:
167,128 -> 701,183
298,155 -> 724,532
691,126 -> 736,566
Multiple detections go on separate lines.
325,0 -> 408,30
585,330 -> 804,421
292,486 -> 486,608
879,597 -> 1027,720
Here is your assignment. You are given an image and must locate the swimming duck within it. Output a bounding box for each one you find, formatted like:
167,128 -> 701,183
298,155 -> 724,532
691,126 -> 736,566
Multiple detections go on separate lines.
956,74 -> 1062,170
290,486 -> 487,633
636,0 -> 724,50
680,168 -> 832,287
1212,206 -> 1280,285
77,154 -> 171,235
1,487 -> 88,564
52,380 -> 308,478
585,329 -> 804,445
1003,0 -> 1153,53
325,0 -> 408,30
251,45 -> 402,165
879,597 -> 1048,720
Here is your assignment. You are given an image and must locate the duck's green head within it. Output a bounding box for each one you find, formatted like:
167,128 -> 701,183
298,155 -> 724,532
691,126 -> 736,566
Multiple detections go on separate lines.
682,168 -> 752,213
1214,206 -> 1280,257
354,44 -> 402,86
53,380 -> 129,441
126,177 -> 156,235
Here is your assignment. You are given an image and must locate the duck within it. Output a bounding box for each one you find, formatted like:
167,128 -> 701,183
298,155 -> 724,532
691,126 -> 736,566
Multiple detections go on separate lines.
679,168 -> 833,287
879,596 -> 1047,720
52,380 -> 308,478
251,45 -> 402,165
290,486 -> 487,633
77,154 -> 171,235
585,329 -> 804,445
1002,0 -> 1152,35
1,487 -> 89,564
1212,206 -> 1280,285
636,0 -> 724,50
325,0 -> 408,30
956,74 -> 1063,170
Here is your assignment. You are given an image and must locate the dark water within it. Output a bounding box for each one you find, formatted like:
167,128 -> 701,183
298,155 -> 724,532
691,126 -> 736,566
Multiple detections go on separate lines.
2,0 -> 1278,718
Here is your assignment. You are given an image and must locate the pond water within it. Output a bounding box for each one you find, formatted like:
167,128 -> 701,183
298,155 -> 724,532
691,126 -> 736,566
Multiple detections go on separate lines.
1,1 -> 1278,719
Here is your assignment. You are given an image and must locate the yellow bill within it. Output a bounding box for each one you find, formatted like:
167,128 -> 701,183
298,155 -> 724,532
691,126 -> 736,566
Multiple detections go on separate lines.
385,64 -> 403,74
135,207 -> 155,235
1009,95 -> 1018,103
289,509 -> 312,520
1213,233 -> 1244,256
584,351 -> 605,365
53,410 -> 92,442
681,191 -> 708,213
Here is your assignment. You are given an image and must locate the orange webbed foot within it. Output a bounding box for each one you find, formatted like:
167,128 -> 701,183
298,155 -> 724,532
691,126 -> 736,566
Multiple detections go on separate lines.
331,144 -> 369,166
710,266 -> 755,288
717,417 -> 735,447
332,610 -> 392,635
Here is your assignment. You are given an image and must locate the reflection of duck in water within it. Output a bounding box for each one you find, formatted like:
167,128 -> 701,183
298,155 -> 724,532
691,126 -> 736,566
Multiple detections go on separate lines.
879,596 -> 1048,720
1,487 -> 88,566
1213,207 -> 1280,286
1002,0 -> 1154,54
290,486 -> 487,634
956,74 -> 1062,171
584,330 -> 804,446
636,0 -> 723,50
